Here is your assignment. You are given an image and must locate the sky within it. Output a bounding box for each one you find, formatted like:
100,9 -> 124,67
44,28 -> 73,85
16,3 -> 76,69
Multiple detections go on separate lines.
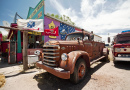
0,0 -> 130,43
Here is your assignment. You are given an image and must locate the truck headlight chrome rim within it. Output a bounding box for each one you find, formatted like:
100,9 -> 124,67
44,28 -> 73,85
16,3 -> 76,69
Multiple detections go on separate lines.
34,50 -> 41,56
61,53 -> 68,61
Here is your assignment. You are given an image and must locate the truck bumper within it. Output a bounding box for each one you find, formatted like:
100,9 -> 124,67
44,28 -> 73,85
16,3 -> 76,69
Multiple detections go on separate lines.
36,61 -> 70,79
114,57 -> 130,61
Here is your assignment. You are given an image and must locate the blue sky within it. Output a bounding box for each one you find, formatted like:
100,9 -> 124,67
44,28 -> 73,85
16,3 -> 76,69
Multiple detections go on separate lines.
0,0 -> 130,43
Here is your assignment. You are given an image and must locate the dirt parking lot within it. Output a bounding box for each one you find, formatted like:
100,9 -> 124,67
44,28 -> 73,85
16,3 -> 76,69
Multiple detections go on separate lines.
0,50 -> 130,90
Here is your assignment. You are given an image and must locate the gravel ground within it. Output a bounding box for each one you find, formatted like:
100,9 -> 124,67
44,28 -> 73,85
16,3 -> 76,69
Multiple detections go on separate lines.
0,50 -> 130,90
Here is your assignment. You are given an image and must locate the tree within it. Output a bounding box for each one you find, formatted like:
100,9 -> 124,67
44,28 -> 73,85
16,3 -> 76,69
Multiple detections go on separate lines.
63,15 -> 65,21
51,14 -> 54,17
59,16 -> 63,21
0,31 -> 7,41
47,13 -> 75,26
47,13 -> 50,16
2,35 -> 7,41
55,14 -> 59,19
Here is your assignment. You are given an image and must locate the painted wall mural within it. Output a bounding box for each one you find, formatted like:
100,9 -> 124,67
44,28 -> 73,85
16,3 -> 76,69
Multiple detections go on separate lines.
44,16 -> 77,42
59,23 -> 75,40
44,16 -> 61,42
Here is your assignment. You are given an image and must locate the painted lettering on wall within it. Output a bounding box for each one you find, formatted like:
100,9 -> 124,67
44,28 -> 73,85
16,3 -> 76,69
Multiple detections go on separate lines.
28,0 -> 44,19
38,11 -> 42,18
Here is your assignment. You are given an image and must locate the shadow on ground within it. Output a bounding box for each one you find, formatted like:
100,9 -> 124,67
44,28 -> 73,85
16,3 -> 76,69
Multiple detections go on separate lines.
5,71 -> 37,78
0,57 -> 21,68
114,61 -> 130,70
33,61 -> 106,90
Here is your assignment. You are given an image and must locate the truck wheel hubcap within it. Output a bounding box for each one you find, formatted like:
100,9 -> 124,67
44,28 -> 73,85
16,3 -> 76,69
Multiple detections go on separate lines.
78,64 -> 85,79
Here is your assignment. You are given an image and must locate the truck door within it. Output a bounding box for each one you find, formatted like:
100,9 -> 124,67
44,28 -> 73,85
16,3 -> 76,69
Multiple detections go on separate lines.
83,34 -> 93,57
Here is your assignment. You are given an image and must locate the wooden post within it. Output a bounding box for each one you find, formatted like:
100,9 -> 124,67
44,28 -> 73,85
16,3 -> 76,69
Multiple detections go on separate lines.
23,31 -> 28,71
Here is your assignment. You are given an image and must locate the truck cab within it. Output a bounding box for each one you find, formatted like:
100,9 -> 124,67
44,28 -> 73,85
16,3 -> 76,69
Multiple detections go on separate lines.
36,31 -> 108,83
113,30 -> 130,64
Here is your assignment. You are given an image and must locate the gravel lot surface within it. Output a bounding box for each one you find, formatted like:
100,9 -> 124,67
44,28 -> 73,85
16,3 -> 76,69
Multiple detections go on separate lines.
0,50 -> 130,90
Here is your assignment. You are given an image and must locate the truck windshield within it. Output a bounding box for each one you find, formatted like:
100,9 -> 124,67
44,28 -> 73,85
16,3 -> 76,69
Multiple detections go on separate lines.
117,35 -> 130,44
66,33 -> 83,41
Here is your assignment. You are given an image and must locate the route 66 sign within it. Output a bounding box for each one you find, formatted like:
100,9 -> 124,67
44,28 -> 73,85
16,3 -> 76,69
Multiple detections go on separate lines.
27,21 -> 35,28
17,19 -> 43,32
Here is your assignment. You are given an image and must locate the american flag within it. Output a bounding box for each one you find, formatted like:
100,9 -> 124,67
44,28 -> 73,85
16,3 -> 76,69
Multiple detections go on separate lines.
59,23 -> 75,40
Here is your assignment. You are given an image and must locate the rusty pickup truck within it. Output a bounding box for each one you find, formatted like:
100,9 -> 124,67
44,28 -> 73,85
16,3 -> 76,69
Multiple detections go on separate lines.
36,31 -> 109,83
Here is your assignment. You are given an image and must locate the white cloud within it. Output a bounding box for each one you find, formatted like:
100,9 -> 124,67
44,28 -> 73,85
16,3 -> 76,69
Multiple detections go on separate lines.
0,28 -> 9,35
49,0 -> 130,43
49,0 -> 78,22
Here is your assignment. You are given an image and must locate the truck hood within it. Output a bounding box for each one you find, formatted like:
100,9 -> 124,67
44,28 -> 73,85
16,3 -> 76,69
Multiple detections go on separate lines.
45,40 -> 84,54
114,44 -> 130,48
45,40 -> 82,45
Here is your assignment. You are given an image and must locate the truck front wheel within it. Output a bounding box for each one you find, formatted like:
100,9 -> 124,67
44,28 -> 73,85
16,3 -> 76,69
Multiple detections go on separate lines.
70,59 -> 87,84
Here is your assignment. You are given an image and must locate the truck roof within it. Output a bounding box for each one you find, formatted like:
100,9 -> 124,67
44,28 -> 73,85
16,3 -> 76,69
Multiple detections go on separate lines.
117,32 -> 130,37
67,31 -> 91,36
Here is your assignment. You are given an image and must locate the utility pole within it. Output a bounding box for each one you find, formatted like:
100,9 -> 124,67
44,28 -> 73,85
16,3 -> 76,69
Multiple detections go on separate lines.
23,31 -> 28,71
14,12 -> 28,71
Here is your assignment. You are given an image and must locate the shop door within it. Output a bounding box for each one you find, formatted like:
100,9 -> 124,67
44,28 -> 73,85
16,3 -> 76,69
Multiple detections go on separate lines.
8,41 -> 16,63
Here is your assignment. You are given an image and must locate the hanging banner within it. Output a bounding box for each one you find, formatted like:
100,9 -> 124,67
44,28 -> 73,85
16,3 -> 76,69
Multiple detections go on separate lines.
44,26 -> 59,36
28,31 -> 41,35
17,19 -> 43,32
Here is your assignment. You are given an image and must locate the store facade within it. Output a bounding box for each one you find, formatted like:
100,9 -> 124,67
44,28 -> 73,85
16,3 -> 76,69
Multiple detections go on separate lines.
8,0 -> 103,63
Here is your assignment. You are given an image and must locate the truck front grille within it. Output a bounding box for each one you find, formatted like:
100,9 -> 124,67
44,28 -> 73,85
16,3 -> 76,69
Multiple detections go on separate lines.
43,45 -> 60,67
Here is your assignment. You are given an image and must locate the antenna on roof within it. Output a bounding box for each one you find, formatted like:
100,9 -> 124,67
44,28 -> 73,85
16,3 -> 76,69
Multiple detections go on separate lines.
14,12 -> 23,23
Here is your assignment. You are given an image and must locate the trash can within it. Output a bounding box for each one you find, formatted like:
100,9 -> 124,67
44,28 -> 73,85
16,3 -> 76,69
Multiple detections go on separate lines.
28,55 -> 38,68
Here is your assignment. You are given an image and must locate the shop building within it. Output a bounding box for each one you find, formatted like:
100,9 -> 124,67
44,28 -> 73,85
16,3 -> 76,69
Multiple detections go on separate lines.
7,0 -> 102,63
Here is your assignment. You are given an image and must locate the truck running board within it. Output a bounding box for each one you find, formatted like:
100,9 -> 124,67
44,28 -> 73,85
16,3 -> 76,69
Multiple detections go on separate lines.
90,56 -> 105,65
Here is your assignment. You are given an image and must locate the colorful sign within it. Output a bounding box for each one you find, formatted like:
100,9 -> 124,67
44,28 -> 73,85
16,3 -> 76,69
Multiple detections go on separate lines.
17,19 -> 43,32
49,36 -> 56,39
27,0 -> 44,35
28,31 -> 41,35
38,11 -> 42,19
44,27 -> 59,36
27,0 -> 44,19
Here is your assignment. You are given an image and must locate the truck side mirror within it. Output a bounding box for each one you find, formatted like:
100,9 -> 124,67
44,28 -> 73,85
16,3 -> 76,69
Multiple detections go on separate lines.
90,34 -> 94,41
108,37 -> 110,43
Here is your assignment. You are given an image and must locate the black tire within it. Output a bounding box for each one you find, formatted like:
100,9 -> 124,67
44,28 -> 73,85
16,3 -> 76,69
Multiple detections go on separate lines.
114,61 -> 117,64
70,59 -> 87,84
104,55 -> 109,62
101,55 -> 109,62
113,58 -> 117,64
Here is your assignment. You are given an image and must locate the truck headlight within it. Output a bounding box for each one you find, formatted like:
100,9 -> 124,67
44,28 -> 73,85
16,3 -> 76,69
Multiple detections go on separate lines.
34,50 -> 41,56
116,48 -> 121,52
61,53 -> 68,61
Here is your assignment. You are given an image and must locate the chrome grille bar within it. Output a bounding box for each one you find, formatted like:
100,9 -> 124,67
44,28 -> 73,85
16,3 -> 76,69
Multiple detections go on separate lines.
43,49 -> 58,51
43,58 -> 56,62
43,52 -> 59,55
43,62 -> 56,66
44,55 -> 59,59
43,45 -> 59,47
43,45 -> 60,67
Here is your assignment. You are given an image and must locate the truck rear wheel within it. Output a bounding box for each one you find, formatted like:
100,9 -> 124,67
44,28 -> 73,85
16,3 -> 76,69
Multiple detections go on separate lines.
70,59 -> 87,84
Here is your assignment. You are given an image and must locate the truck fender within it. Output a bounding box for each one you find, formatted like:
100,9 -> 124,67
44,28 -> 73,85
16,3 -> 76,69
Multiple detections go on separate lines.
60,51 -> 90,74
